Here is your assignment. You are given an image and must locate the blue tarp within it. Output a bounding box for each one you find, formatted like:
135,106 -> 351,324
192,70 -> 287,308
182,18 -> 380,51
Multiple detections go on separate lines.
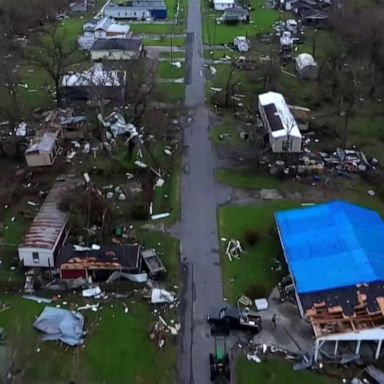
33,306 -> 85,346
275,201 -> 384,294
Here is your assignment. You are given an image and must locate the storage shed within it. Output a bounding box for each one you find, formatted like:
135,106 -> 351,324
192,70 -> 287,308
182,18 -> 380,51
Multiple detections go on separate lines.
258,91 -> 302,153
295,53 -> 318,80
25,130 -> 60,167
18,176 -> 79,268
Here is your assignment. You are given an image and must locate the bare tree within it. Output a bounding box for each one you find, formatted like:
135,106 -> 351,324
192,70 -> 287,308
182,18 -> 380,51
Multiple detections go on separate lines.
26,27 -> 82,107
119,56 -> 157,125
330,0 -> 384,97
260,55 -> 280,91
0,31 -> 22,124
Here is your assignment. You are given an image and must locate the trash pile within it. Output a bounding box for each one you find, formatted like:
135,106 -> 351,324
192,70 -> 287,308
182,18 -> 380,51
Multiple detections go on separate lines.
267,146 -> 377,178
149,316 -> 181,350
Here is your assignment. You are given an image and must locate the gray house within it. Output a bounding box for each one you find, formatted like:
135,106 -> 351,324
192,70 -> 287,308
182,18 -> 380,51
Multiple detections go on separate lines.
90,38 -> 144,60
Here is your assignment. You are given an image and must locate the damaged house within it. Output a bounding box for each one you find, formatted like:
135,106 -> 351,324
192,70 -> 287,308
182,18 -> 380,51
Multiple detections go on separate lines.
18,176 -> 80,268
61,63 -> 126,102
275,201 -> 384,361
57,244 -> 142,280
25,128 -> 61,167
258,91 -> 302,153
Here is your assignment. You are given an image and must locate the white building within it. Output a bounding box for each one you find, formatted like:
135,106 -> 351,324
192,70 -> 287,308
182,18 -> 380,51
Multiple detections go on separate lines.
25,130 -> 60,167
18,176 -> 79,268
93,17 -> 130,39
258,91 -> 302,153
213,0 -> 234,11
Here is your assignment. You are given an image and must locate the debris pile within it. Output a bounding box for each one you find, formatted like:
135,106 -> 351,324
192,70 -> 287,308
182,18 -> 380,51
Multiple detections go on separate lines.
33,306 -> 85,346
226,239 -> 243,261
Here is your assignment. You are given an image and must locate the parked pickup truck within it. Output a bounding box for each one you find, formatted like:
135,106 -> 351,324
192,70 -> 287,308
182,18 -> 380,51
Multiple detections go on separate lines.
207,306 -> 262,333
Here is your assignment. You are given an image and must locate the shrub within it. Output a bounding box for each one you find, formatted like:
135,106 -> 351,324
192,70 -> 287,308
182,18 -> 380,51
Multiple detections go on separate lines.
244,229 -> 260,246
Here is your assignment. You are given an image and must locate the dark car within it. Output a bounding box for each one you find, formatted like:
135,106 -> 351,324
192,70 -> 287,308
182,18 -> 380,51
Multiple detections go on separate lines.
208,306 -> 262,333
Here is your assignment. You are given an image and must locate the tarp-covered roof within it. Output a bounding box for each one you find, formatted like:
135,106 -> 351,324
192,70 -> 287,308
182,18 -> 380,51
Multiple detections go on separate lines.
275,201 -> 384,294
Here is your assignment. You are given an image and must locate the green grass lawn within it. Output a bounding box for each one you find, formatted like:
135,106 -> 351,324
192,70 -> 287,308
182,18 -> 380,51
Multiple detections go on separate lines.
160,51 -> 186,60
156,61 -> 185,79
156,83 -> 185,102
217,202 -> 298,302
202,0 -> 281,44
0,295 -> 177,384
0,231 -> 179,383
216,169 -> 284,189
131,23 -> 185,34
210,116 -> 241,147
144,37 -> 185,47
152,153 -> 182,224
236,356 -> 338,384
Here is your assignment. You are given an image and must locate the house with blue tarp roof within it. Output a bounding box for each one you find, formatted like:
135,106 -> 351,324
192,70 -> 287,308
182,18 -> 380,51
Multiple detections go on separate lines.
275,201 -> 384,361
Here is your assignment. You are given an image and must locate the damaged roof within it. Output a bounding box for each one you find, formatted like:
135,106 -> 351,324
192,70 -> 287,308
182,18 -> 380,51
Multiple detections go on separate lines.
57,244 -> 141,270
20,176 -> 79,250
276,201 -> 384,294
25,131 -> 58,154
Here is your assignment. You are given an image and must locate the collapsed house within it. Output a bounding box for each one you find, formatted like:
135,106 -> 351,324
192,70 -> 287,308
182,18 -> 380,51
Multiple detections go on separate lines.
18,176 -> 80,268
275,201 -> 384,361
25,129 -> 61,167
62,63 -> 125,101
57,244 -> 142,280
258,91 -> 302,153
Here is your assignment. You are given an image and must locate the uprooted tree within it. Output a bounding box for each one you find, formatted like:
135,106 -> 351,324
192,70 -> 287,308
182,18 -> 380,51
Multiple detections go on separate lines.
26,26 -> 83,107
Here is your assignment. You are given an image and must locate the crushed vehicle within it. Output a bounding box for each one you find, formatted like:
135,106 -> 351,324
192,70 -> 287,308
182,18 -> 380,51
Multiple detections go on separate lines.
207,306 -> 262,333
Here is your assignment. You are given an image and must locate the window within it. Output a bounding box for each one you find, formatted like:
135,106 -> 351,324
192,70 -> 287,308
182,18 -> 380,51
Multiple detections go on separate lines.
32,252 -> 40,263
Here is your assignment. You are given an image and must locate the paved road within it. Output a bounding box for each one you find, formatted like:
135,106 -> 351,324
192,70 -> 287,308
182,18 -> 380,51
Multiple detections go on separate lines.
178,0 -> 225,382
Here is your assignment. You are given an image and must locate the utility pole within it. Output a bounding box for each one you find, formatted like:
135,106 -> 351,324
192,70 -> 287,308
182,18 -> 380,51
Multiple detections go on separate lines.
170,33 -> 173,67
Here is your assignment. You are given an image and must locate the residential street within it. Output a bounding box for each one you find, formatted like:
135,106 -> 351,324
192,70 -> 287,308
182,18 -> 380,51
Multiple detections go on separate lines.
178,0 -> 226,381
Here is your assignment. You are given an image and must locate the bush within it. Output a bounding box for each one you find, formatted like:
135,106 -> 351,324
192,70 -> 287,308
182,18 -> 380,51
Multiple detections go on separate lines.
244,229 -> 260,246
244,283 -> 268,300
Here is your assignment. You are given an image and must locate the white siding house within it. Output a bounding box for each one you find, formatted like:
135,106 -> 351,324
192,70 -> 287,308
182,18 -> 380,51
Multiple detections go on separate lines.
258,91 -> 302,153
93,17 -> 130,39
213,0 -> 234,11
18,176 -> 79,268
